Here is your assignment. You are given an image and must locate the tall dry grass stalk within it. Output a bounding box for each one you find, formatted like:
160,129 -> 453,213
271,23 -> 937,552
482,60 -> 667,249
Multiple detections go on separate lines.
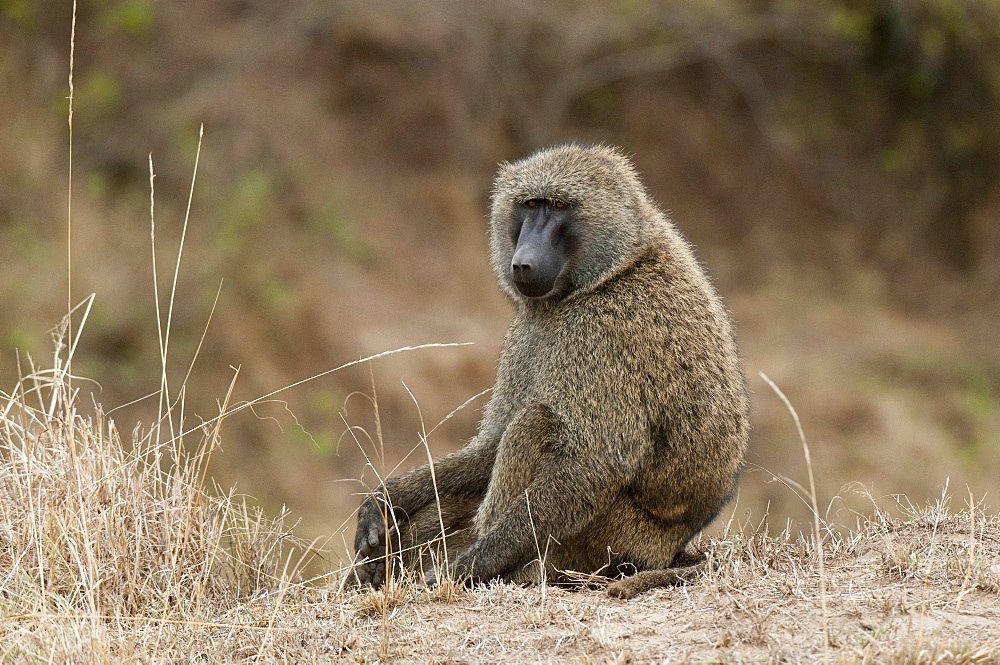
65,0 -> 76,374
759,371 -> 833,649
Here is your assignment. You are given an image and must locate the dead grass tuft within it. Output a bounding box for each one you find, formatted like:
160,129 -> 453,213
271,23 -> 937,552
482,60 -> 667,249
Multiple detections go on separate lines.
0,327 -> 305,661
354,577 -> 415,619
843,639 -> 1000,665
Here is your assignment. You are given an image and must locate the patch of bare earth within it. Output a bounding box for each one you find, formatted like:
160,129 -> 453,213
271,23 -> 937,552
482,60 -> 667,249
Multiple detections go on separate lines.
301,493 -> 998,663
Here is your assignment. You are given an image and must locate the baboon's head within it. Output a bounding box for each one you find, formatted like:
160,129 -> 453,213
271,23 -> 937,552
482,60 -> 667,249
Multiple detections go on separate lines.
488,143 -> 657,303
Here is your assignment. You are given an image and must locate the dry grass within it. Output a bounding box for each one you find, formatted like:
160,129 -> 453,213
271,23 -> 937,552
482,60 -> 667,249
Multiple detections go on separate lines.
0,322 -> 309,661
2,336 -> 998,662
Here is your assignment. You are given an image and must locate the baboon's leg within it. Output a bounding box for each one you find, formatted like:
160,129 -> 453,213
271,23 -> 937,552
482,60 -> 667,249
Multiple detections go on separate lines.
516,497 -> 707,597
537,499 -> 681,567
599,506 -> 709,599
389,495 -> 481,582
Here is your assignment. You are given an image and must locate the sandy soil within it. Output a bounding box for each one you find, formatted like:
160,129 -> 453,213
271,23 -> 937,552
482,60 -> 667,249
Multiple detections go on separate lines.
285,499 -> 1000,663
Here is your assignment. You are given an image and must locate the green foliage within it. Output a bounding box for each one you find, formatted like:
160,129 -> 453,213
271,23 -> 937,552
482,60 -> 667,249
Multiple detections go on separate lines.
309,201 -> 348,237
99,0 -> 153,36
310,201 -> 377,265
879,145 -> 909,172
962,365 -> 994,421
828,7 -> 872,44
48,68 -> 122,124
0,0 -> 36,25
4,217 -> 45,261
3,327 -> 37,357
283,389 -> 344,458
2,0 -> 153,34
959,364 -> 995,468
573,85 -> 624,125
304,430 -> 338,458
309,387 -> 342,416
79,69 -> 122,115
808,0 -> 1000,273
858,352 -> 997,470
174,125 -> 204,162
86,171 -> 111,200
262,278 -> 292,312
217,169 -> 274,250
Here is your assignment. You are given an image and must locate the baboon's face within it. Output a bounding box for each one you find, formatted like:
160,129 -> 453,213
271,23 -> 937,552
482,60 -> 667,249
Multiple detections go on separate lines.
507,197 -> 576,299
490,143 -> 649,303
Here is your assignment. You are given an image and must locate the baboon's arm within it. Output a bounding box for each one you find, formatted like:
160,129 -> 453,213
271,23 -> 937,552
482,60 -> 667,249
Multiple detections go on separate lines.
353,437 -> 497,585
375,440 -> 497,518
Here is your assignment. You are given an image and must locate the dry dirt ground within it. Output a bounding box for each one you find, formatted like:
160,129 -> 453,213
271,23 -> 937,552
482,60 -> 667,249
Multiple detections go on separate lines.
6,515 -> 1000,664
298,501 -> 1000,664
135,499 -> 997,664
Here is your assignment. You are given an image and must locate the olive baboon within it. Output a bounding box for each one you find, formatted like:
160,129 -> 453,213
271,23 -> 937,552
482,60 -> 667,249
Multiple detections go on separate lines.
354,143 -> 750,598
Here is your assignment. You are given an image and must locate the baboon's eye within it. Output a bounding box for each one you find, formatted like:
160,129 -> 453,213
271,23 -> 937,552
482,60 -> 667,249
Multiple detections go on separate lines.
525,199 -> 538,207
553,200 -> 566,209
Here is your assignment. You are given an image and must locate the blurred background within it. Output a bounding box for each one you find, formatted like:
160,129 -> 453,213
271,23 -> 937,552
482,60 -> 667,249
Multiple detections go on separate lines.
2,0 -> 998,562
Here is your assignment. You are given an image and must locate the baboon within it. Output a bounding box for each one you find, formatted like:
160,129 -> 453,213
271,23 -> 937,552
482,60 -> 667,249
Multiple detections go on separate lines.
354,143 -> 750,598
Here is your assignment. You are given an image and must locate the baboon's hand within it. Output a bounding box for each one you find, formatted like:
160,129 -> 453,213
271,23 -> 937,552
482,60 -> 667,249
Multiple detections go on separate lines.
353,549 -> 385,587
353,493 -> 389,587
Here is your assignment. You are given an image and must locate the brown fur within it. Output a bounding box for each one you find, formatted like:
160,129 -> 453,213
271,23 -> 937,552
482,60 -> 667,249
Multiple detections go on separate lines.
354,143 -> 750,596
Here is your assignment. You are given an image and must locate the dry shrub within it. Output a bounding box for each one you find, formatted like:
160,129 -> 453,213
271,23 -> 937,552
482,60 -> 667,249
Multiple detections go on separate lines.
0,322 -> 303,660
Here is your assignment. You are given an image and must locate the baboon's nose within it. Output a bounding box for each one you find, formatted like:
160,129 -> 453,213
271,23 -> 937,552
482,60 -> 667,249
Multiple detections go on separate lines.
510,252 -> 557,298
510,245 -> 540,283
510,216 -> 562,298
